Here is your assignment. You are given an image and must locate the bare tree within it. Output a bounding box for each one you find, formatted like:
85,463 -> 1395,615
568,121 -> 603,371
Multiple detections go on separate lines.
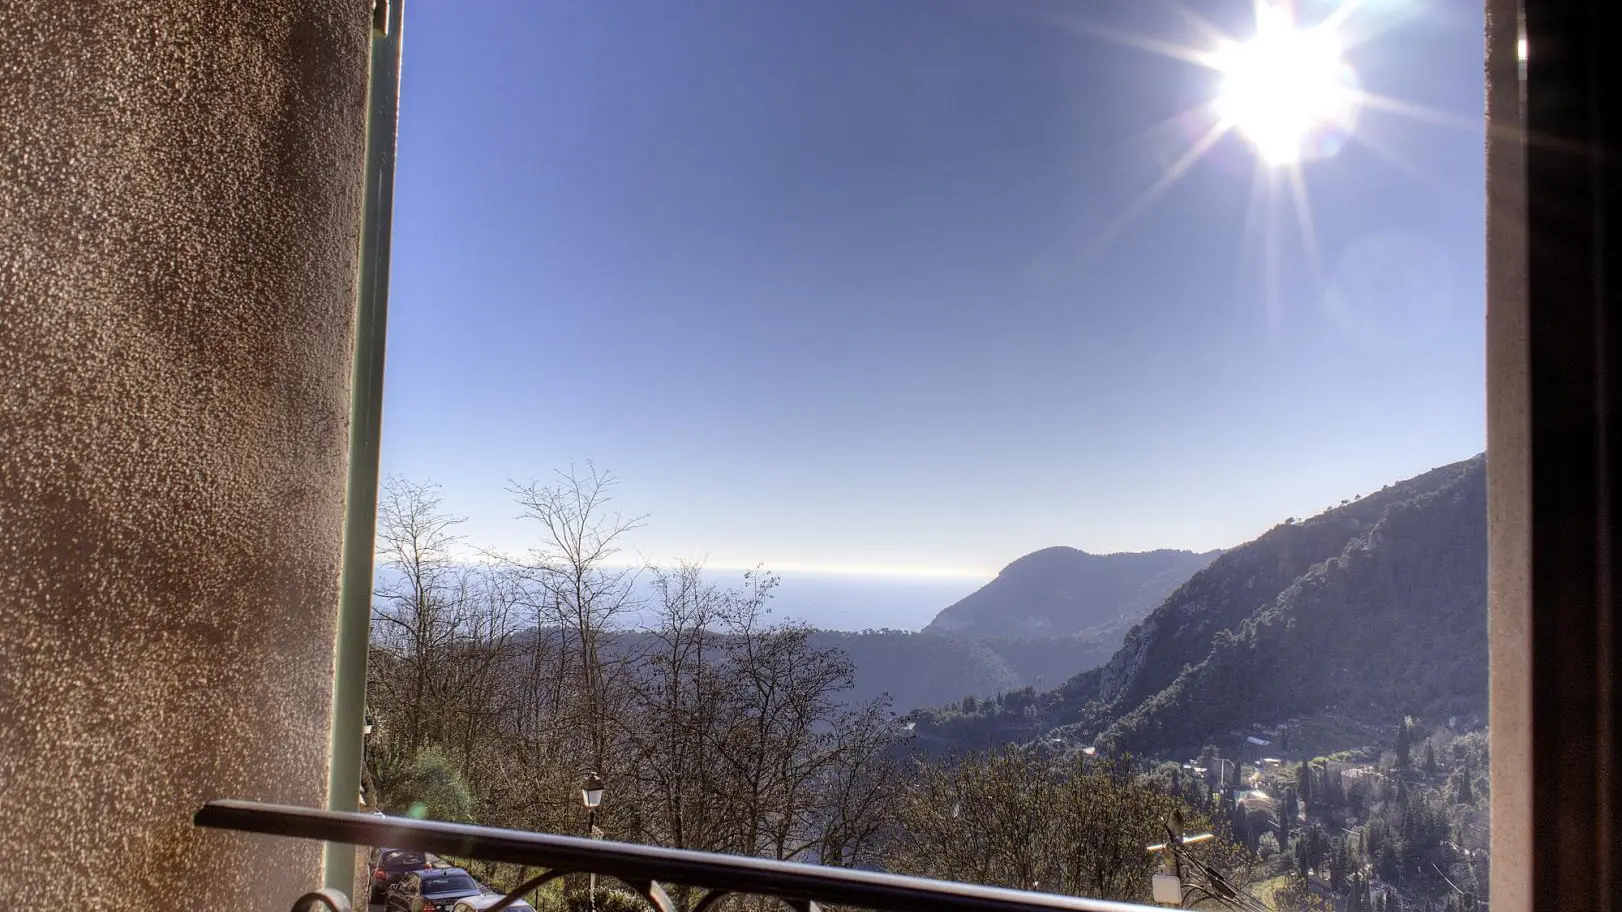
365,471 -> 911,890
889,751 -> 1243,902
810,699 -> 899,869
438,563 -> 527,786
618,563 -> 733,854
367,477 -> 534,824
618,566 -> 898,868
508,464 -> 647,793
370,476 -> 473,754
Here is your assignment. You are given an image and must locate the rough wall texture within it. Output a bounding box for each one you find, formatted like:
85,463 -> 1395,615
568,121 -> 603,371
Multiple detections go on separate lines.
0,1 -> 371,908
1483,0 -> 1528,909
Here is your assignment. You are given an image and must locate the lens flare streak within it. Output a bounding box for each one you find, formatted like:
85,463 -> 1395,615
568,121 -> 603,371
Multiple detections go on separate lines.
1053,0 -> 1472,321
1086,116 -> 1234,256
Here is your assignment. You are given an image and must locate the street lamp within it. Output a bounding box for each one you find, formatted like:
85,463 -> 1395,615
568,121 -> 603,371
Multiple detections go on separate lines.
580,772 -> 604,810
580,772 -> 605,912
360,713 -> 376,809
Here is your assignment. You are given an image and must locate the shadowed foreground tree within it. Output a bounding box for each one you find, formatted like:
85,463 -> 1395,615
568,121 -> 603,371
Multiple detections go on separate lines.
367,476 -> 535,826
886,751 -> 1246,903
613,563 -> 898,867
368,739 -> 476,823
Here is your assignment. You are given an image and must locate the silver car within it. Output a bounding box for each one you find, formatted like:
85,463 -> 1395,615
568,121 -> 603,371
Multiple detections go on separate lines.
450,893 -> 537,912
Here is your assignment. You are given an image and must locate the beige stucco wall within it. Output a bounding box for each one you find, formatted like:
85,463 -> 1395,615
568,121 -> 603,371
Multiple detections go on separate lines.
0,1 -> 372,908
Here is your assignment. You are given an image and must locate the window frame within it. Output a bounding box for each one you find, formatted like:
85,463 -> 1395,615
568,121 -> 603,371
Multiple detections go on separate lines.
325,1 -> 1622,909
1488,0 -> 1622,909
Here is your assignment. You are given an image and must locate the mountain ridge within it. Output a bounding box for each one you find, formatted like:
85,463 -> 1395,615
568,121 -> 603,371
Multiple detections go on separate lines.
1090,457 -> 1480,713
909,454 -> 1487,759
922,546 -> 1220,641
1092,456 -> 1486,755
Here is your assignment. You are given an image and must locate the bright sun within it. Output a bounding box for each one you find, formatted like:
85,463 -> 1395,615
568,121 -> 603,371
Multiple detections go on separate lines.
1075,0 -> 1439,271
1211,5 -> 1360,166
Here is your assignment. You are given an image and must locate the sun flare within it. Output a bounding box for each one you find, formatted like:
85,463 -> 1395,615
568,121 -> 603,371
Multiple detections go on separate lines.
1060,0 -> 1465,313
1211,5 -> 1360,165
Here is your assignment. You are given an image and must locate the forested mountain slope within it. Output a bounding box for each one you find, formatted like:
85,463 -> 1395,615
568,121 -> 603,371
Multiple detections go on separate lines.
910,455 -> 1487,758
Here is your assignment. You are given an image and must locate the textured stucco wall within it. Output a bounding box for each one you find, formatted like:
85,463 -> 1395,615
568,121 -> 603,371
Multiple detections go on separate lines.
0,1 -> 371,908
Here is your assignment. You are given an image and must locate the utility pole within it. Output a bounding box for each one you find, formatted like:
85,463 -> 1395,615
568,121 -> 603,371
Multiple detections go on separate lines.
1149,811 -> 1275,912
1147,811 -> 1216,907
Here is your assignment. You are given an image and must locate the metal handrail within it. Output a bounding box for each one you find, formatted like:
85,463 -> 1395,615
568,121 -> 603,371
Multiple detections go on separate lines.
196,800 -> 1161,912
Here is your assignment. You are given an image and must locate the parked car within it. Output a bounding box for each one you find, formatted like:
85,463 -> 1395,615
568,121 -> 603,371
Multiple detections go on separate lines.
452,893 -> 537,912
386,868 -> 483,912
367,848 -> 435,901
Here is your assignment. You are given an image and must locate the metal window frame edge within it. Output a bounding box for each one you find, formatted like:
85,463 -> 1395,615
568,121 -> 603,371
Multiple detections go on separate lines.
325,0 -> 405,894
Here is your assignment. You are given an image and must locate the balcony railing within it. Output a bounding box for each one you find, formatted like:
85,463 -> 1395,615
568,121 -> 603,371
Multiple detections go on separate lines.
196,800 -> 1164,912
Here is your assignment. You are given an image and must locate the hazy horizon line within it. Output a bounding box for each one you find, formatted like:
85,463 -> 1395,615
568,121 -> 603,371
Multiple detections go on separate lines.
395,544 -> 998,582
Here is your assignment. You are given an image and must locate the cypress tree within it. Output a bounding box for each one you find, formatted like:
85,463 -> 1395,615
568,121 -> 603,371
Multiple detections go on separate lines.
1378,840 -> 1401,884
1280,788 -> 1295,844
1327,769 -> 1346,808
1396,718 -> 1412,768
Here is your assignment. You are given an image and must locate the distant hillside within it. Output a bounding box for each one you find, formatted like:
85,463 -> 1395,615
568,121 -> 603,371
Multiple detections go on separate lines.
517,625 -> 1118,717
922,547 -> 1219,641
909,455 -> 1487,759
808,629 -> 1118,714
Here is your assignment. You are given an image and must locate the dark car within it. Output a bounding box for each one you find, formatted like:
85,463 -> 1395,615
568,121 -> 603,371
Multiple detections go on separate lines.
386,868 -> 483,912
367,847 -> 435,902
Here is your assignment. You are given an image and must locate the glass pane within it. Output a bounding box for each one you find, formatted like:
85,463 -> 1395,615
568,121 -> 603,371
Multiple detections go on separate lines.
371,1 -> 1488,908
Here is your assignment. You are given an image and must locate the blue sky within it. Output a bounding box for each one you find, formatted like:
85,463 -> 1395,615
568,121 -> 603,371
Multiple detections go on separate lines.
381,0 -> 1485,581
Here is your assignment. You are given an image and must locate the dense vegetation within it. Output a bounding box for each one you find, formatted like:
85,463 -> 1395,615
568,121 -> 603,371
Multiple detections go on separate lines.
362,469 -> 1244,908
890,751 -> 1244,901
1271,726 -> 1491,912
908,456 -> 1486,761
808,628 -> 1118,713
363,456 -> 1492,912
1097,462 -> 1486,758
364,471 -> 896,868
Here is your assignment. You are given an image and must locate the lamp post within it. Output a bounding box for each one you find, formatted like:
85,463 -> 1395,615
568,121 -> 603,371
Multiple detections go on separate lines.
580,772 -> 604,912
360,713 -> 376,809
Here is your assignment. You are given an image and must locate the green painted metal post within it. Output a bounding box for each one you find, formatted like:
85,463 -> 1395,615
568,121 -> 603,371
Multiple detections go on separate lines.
326,0 -> 403,895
